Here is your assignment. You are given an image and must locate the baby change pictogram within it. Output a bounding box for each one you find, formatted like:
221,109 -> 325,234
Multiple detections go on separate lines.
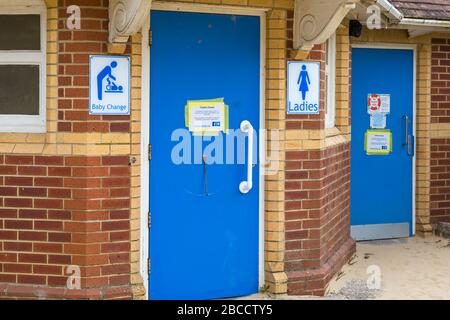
89,56 -> 130,115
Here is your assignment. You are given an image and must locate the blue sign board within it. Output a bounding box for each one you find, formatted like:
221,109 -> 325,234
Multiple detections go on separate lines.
89,56 -> 130,115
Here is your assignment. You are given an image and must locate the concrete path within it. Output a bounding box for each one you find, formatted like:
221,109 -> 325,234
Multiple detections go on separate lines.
239,236 -> 450,300
327,236 -> 450,300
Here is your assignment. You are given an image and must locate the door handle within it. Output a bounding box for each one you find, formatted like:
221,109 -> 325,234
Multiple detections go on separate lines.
403,115 -> 414,156
239,120 -> 254,194
407,135 -> 414,157
402,115 -> 409,147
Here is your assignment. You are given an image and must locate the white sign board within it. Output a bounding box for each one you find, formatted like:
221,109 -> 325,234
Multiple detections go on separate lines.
367,133 -> 390,151
370,113 -> 387,129
287,61 -> 321,115
189,105 -> 225,132
89,56 -> 130,115
365,130 -> 392,155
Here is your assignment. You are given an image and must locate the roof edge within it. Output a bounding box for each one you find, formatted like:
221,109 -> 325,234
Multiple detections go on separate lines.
400,18 -> 450,29
374,0 -> 450,28
376,0 -> 403,22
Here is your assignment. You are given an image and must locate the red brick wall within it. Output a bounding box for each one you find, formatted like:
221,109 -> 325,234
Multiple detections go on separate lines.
58,0 -> 131,133
430,138 -> 450,224
320,144 -> 351,262
0,155 -> 132,299
284,16 -> 354,296
431,38 -> 450,224
0,1 -> 134,299
285,144 -> 352,295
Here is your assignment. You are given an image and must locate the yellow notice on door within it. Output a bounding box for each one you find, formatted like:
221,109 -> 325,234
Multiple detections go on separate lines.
365,130 -> 392,155
185,98 -> 229,136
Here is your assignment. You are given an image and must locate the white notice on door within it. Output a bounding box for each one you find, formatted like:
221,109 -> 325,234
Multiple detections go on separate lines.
365,130 -> 392,155
189,104 -> 225,133
379,94 -> 391,114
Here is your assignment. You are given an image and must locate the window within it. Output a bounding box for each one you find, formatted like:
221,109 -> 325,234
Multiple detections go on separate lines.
0,4 -> 46,133
325,33 -> 336,129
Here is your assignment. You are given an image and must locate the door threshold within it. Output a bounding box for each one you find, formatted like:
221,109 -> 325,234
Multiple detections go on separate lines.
351,223 -> 410,241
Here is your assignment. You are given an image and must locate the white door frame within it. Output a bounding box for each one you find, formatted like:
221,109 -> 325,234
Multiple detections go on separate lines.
351,43 -> 417,238
140,2 -> 268,298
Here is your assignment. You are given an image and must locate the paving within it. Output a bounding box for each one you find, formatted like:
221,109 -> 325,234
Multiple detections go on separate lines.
326,236 -> 450,300
240,236 -> 450,300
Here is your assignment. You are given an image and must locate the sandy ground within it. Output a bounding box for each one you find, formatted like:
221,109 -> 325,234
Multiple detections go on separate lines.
326,236 -> 450,300
241,236 -> 450,300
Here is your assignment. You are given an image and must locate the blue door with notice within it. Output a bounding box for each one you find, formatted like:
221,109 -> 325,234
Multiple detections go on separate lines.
351,48 -> 414,241
149,10 -> 260,300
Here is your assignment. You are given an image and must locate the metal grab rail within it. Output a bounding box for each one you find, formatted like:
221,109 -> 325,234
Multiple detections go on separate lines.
239,120 -> 254,194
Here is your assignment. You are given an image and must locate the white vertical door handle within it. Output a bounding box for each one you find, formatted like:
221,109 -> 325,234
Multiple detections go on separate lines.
239,120 -> 254,194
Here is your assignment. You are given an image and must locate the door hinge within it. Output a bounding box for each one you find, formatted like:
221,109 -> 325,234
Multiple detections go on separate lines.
147,257 -> 151,275
148,211 -> 151,229
148,144 -> 152,161
149,29 -> 152,47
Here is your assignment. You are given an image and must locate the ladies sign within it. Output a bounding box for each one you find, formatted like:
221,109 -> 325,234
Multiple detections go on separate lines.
287,61 -> 321,115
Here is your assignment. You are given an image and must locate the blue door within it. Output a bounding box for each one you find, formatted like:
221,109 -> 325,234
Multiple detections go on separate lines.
351,48 -> 414,241
149,11 -> 260,300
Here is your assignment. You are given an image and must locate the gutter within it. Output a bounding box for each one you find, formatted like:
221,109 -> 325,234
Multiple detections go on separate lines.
400,18 -> 450,29
375,0 -> 450,29
375,0 -> 403,22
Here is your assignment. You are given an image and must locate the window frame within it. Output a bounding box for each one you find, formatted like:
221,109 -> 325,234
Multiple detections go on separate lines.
325,32 -> 336,129
0,4 -> 47,133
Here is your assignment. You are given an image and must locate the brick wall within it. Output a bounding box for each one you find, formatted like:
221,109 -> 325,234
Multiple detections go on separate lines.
57,0 -> 131,133
285,143 -> 353,295
0,0 -> 135,300
0,155 -> 132,299
282,17 -> 355,296
0,0 -> 358,299
431,38 -> 450,224
430,139 -> 450,223
285,144 -> 351,269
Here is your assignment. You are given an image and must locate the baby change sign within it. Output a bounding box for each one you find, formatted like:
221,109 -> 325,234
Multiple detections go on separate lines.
287,61 -> 320,115
89,56 -> 130,115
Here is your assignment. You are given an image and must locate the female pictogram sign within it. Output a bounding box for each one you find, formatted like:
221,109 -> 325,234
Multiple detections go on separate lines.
297,65 -> 311,101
